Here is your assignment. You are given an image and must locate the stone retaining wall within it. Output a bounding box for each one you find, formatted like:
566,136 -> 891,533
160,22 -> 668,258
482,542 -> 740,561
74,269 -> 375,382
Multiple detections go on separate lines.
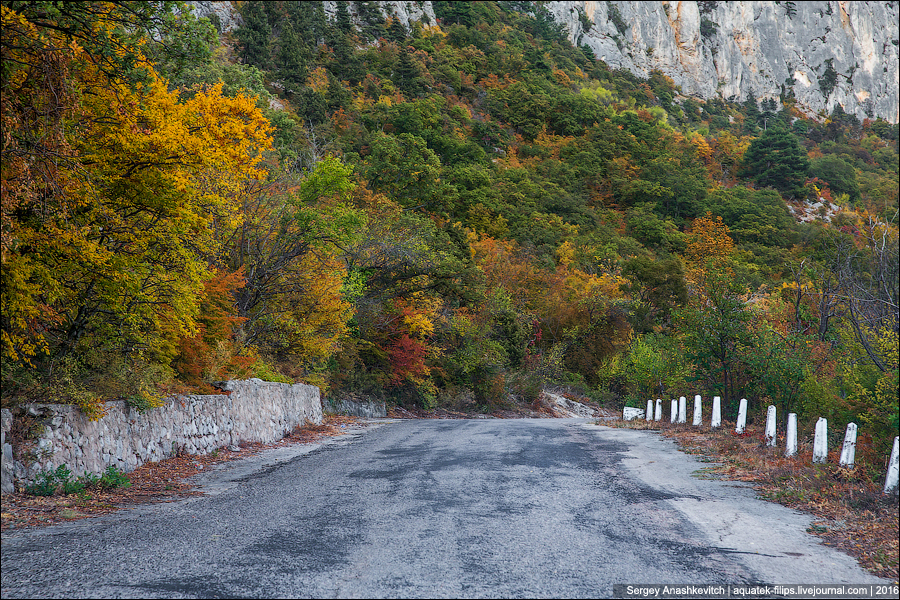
0,379 -> 321,495
324,397 -> 387,419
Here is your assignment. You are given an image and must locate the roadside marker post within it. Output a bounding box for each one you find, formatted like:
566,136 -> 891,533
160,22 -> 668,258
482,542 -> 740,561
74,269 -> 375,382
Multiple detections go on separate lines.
764,405 -> 776,447
735,398 -> 747,434
813,417 -> 828,463
786,413 -> 797,457
884,436 -> 898,494
839,422 -> 857,468
711,396 -> 721,428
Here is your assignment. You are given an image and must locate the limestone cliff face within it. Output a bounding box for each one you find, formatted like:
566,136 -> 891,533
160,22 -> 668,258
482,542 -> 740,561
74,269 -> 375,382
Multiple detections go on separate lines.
189,0 -> 243,33
321,0 -> 436,29
544,1 -> 899,123
189,1 -> 436,34
187,1 -> 898,123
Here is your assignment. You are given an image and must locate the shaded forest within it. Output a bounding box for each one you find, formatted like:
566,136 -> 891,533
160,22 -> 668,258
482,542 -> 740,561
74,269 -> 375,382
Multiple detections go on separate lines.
2,1 -> 897,454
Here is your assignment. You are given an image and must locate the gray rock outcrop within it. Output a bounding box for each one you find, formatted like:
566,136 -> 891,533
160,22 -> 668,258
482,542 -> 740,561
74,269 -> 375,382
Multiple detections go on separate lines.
544,1 -> 899,123
188,0 -> 243,33
323,0 -> 436,30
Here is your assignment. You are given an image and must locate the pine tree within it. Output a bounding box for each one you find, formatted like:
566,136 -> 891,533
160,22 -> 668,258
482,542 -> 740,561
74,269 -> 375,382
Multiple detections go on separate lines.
323,1 -> 362,84
395,47 -> 423,97
739,123 -> 810,197
434,1 -> 475,27
389,13 -> 408,44
335,1 -> 354,34
356,1 -> 387,41
278,20 -> 307,90
742,92 -> 760,133
236,1 -> 272,68
290,1 -> 328,46
326,70 -> 350,111
760,97 -> 778,130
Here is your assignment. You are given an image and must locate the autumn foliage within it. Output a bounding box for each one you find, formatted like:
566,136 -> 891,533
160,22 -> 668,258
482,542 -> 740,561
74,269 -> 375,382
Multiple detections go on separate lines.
1,0 -> 896,455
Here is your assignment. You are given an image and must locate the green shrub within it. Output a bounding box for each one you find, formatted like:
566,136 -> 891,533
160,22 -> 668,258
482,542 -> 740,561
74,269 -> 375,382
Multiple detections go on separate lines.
78,471 -> 101,487
23,464 -> 130,496
98,465 -> 132,490
24,466 -> 69,496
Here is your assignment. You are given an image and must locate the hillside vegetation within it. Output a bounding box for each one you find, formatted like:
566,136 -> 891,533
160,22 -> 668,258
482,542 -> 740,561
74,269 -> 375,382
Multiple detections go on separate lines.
2,1 -> 897,458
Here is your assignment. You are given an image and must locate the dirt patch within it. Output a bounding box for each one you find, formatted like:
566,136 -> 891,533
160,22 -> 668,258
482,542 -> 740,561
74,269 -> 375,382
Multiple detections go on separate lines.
606,418 -> 899,582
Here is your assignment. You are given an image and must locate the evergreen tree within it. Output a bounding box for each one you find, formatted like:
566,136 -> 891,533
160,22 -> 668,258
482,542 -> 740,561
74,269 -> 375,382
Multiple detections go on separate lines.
395,47 -> 423,97
739,123 -> 810,197
295,87 -> 328,126
434,1 -> 476,27
388,12 -> 408,43
276,2 -> 328,91
278,19 -> 307,89
335,1 -> 354,34
236,1 -> 272,68
760,97 -> 778,130
290,1 -> 328,46
325,3 -> 364,85
356,1 -> 387,41
742,92 -> 760,133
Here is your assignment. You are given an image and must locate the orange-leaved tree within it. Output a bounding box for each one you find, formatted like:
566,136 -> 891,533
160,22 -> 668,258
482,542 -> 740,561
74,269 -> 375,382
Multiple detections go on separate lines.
470,234 -> 629,384
683,212 -> 735,294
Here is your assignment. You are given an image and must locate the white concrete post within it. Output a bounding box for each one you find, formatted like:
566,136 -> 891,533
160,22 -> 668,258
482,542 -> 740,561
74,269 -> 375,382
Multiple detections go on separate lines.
678,396 -> 686,424
813,417 -> 828,463
670,399 -> 677,423
839,423 -> 857,468
764,405 -> 777,447
711,396 -> 721,428
786,413 -> 798,457
655,399 -> 662,421
735,398 -> 748,434
885,437 -> 899,494
692,395 -> 702,426
646,399 -> 653,422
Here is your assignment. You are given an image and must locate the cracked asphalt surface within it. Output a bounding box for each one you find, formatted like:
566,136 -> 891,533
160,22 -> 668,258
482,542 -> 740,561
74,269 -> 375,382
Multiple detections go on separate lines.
0,419 -> 887,598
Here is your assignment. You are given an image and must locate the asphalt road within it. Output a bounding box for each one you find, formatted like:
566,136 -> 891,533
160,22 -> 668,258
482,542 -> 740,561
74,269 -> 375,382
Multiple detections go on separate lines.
0,418 -> 888,598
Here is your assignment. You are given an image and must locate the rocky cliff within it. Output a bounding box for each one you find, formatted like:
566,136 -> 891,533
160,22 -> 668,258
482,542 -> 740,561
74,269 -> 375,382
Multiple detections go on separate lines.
189,1 -> 899,123
544,1 -> 899,123
189,0 -> 436,33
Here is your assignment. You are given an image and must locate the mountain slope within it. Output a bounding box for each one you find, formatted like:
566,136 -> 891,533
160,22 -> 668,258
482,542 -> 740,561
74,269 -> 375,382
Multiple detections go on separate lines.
546,1 -> 899,124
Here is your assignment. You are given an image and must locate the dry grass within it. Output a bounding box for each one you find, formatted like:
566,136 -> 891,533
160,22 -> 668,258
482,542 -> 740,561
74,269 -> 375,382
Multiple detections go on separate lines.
610,417 -> 899,582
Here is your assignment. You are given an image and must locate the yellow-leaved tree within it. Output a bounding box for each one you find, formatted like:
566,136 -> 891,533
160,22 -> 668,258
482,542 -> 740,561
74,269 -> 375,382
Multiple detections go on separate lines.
217,157 -> 365,389
1,3 -> 272,412
683,212 -> 735,297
